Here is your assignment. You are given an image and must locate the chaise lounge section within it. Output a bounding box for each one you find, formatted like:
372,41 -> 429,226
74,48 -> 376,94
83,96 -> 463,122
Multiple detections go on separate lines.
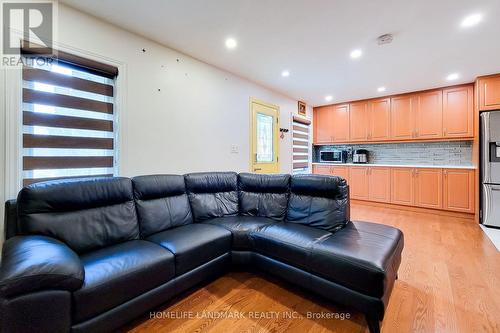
0,172 -> 403,333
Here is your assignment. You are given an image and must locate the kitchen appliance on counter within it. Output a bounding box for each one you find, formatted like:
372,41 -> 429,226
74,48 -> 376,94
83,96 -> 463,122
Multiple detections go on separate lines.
481,110 -> 500,228
352,149 -> 369,164
320,150 -> 348,163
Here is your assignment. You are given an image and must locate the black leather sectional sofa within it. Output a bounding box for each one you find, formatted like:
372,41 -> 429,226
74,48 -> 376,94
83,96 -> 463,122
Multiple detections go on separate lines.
0,172 -> 403,333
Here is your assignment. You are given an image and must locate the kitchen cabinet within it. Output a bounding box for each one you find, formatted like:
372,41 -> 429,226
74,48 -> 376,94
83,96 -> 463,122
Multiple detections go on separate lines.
368,167 -> 391,202
478,75 -> 500,111
391,168 -> 415,206
331,104 -> 350,142
443,86 -> 473,138
443,169 -> 475,213
349,167 -> 369,200
415,90 -> 443,139
349,102 -> 369,141
370,98 -> 391,141
314,105 -> 335,143
390,95 -> 416,140
312,164 -> 331,175
415,168 -> 443,209
330,166 -> 350,182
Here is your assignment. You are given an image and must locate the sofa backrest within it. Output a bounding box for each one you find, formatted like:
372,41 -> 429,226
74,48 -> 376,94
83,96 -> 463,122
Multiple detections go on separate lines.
286,174 -> 350,232
132,175 -> 193,237
238,173 -> 290,220
16,177 -> 139,254
184,172 -> 239,222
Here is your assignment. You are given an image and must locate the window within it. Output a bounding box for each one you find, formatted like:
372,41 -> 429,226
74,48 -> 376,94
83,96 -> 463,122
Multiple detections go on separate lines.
21,48 -> 118,186
292,115 -> 311,174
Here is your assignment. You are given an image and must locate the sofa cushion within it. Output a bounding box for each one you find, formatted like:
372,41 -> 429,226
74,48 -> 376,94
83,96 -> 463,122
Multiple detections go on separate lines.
250,223 -> 332,271
203,216 -> 276,249
17,177 -> 139,254
132,175 -> 192,237
238,173 -> 290,220
286,174 -> 349,232
310,221 -> 404,298
185,172 -> 238,221
146,224 -> 231,276
73,240 -> 174,323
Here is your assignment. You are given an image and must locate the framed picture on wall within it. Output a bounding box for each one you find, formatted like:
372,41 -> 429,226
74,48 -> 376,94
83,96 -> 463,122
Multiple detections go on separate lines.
298,101 -> 306,116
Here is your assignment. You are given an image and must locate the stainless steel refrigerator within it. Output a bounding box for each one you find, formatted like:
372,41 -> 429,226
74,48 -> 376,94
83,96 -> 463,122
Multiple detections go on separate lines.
481,110 -> 500,227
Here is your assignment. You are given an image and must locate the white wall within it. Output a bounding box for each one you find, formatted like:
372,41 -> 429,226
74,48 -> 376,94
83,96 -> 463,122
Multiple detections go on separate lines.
0,4 -> 312,246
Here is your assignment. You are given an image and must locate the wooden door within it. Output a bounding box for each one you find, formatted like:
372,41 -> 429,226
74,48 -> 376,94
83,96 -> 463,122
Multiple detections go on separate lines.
415,90 -> 443,139
250,99 -> 280,173
368,167 -> 391,202
330,166 -> 349,183
349,102 -> 369,142
391,168 -> 415,206
443,86 -> 473,138
331,104 -> 350,142
415,168 -> 443,209
478,75 -> 500,111
391,95 -> 415,140
312,165 -> 331,175
349,166 -> 369,200
443,169 -> 475,213
370,98 -> 391,141
313,106 -> 334,143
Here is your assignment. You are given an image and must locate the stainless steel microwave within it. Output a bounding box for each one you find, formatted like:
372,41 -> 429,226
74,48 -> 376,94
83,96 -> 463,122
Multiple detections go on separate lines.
320,150 -> 348,163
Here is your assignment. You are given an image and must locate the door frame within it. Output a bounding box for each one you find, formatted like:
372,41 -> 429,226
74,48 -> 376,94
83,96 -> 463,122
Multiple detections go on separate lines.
249,97 -> 280,173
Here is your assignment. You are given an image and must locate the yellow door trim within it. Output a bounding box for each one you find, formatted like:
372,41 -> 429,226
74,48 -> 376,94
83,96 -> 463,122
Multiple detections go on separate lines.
249,97 -> 280,173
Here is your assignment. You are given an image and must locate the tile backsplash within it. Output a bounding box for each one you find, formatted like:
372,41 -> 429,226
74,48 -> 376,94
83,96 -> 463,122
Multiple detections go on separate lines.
313,141 -> 473,166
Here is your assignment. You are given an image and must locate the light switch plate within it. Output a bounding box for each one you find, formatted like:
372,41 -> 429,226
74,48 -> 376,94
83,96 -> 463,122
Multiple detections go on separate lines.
230,144 -> 239,154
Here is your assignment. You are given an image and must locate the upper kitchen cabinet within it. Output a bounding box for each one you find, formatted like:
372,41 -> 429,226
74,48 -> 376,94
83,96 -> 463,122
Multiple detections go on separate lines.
331,104 -> 350,142
349,101 -> 369,141
370,98 -> 391,141
390,94 -> 416,140
415,90 -> 443,139
313,105 -> 335,144
478,75 -> 500,111
443,85 -> 474,138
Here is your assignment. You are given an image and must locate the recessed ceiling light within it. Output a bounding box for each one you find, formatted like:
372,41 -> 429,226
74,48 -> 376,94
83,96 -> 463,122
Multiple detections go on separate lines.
377,86 -> 386,93
461,13 -> 483,28
281,70 -> 290,77
325,95 -> 333,102
225,37 -> 237,49
446,73 -> 460,81
350,49 -> 362,59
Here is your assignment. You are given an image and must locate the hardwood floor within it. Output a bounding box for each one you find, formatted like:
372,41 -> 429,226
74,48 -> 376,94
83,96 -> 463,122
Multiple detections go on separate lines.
124,203 -> 500,333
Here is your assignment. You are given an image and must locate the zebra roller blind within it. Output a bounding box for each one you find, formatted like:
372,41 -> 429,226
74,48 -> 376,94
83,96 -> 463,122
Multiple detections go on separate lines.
21,51 -> 118,186
292,115 -> 311,174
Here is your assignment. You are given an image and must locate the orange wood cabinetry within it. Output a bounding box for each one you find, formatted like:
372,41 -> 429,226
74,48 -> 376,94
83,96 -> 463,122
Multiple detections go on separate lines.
414,168 -> 443,209
443,169 -> 475,213
370,98 -> 391,141
312,164 -> 331,175
313,105 -> 335,143
349,102 -> 369,141
368,167 -> 391,203
331,104 -> 350,142
478,75 -> 500,111
390,95 -> 416,140
349,167 -> 369,200
415,90 -> 443,139
391,168 -> 415,206
330,166 -> 349,182
443,86 -> 473,138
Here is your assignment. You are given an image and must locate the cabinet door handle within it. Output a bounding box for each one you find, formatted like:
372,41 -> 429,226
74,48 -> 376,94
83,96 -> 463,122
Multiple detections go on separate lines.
443,128 -> 447,135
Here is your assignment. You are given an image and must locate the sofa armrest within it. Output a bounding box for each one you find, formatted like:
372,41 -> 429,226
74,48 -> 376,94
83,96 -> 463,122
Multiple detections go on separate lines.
0,235 -> 84,298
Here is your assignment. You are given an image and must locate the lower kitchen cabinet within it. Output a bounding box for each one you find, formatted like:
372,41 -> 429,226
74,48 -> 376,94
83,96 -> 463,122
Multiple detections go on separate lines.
443,169 -> 475,213
414,168 -> 443,209
368,167 -> 391,203
391,168 -> 414,205
349,167 -> 369,200
313,165 -> 475,214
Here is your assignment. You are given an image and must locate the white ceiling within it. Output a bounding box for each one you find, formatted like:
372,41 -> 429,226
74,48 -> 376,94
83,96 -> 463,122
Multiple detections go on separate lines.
61,0 -> 500,106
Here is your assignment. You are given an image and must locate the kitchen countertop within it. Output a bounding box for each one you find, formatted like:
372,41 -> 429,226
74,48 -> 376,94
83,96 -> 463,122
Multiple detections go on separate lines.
311,162 -> 476,169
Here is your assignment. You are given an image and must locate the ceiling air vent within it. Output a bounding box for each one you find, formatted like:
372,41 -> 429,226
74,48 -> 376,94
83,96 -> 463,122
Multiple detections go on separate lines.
377,34 -> 393,45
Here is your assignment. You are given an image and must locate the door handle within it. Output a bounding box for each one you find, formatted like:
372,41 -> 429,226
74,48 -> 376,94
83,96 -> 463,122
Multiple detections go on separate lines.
254,168 -> 262,171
